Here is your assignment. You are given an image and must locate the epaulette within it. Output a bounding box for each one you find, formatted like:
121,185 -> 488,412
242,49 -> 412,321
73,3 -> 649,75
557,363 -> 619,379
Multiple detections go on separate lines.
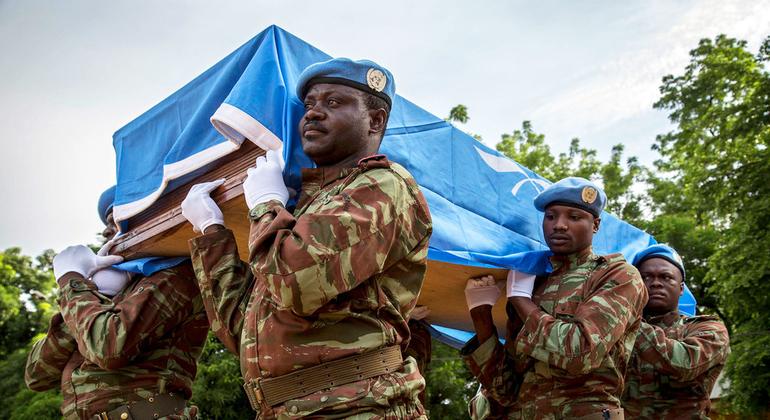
602,253 -> 627,264
683,314 -> 722,324
357,154 -> 390,171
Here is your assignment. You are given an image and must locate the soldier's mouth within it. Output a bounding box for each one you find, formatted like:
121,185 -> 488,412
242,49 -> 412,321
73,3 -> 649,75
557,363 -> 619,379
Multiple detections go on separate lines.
549,235 -> 570,243
303,123 -> 327,137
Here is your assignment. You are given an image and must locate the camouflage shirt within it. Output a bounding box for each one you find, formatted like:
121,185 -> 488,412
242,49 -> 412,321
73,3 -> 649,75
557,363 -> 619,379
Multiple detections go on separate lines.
25,262 -> 209,419
462,248 -> 647,419
189,155 -> 432,418
622,310 -> 730,419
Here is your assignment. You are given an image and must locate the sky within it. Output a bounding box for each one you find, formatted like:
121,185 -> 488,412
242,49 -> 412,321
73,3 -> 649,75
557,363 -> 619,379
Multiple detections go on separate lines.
1,0 -> 769,256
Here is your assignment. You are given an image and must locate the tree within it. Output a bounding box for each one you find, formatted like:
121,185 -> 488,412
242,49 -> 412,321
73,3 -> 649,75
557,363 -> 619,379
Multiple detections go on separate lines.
653,34 -> 770,415
447,104 -> 470,124
0,248 -> 61,419
424,339 -> 477,417
495,121 -> 645,224
0,248 -> 57,357
191,333 -> 252,419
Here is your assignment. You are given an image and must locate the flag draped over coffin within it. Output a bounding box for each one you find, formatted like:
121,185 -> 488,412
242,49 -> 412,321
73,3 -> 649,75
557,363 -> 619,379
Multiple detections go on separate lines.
111,25 -> 696,345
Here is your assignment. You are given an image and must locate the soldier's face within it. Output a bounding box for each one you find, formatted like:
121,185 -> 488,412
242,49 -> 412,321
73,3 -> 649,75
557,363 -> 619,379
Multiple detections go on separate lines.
542,204 -> 599,255
639,258 -> 683,315
299,83 -> 372,167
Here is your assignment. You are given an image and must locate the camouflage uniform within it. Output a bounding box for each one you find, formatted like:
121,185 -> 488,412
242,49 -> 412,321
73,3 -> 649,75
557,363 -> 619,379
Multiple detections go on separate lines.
462,248 -> 647,419
622,310 -> 730,419
189,155 -> 432,419
25,262 -> 208,419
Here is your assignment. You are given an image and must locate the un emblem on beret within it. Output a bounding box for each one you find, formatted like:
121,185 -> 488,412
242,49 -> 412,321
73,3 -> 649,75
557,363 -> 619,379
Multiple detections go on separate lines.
366,68 -> 387,92
581,186 -> 598,204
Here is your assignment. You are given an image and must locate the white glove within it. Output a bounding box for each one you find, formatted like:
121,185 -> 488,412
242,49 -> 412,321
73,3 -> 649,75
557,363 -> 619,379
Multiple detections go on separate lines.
91,268 -> 132,296
243,147 -> 289,210
506,270 -> 536,298
96,235 -> 120,256
465,275 -> 503,310
181,179 -> 226,233
92,236 -> 131,296
53,245 -> 124,280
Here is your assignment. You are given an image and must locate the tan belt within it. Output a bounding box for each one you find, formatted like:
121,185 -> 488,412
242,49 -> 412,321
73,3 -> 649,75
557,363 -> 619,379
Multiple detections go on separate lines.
93,393 -> 186,420
573,407 -> 624,420
243,345 -> 403,410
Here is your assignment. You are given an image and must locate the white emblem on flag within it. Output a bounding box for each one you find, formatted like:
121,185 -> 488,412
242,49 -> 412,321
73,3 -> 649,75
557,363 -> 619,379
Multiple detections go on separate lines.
474,146 -> 551,196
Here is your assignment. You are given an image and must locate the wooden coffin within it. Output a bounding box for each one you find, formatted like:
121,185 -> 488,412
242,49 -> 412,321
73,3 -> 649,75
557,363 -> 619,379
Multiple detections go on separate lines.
111,141 -> 509,333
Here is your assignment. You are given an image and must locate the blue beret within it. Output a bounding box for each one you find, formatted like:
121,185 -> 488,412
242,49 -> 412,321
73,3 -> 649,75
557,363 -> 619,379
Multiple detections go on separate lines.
632,243 -> 686,281
97,185 -> 116,225
533,177 -> 606,217
296,58 -> 395,108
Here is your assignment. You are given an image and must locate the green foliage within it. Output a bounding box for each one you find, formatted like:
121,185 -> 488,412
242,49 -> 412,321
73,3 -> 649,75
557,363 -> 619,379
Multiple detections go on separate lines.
0,348 -> 61,420
424,339 -> 476,418
0,248 -> 57,358
191,333 -> 251,419
447,104 -> 470,124
653,34 -> 770,415
9,388 -> 62,420
0,249 -> 61,420
495,121 -> 645,224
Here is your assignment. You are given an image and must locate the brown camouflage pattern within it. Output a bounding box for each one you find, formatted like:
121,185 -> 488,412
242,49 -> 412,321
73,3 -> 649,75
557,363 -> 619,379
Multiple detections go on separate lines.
462,248 -> 648,419
25,262 -> 208,419
622,310 -> 730,419
189,155 -> 432,418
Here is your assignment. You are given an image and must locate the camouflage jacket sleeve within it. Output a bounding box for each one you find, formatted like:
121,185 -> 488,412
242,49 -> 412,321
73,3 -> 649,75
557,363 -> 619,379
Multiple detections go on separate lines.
189,229 -> 255,356
462,335 -> 521,408
56,265 -> 201,370
515,260 -> 646,375
246,170 -> 431,316
25,312 -> 77,391
635,316 -> 730,382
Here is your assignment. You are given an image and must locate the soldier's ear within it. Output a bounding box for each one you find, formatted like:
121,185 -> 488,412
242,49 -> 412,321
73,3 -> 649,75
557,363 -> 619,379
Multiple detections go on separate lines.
592,217 -> 601,233
368,108 -> 387,135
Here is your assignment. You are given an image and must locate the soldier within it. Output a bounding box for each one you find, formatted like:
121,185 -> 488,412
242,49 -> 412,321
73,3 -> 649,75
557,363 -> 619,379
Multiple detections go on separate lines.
622,244 -> 730,419
461,177 -> 647,419
181,58 -> 432,418
25,186 -> 209,419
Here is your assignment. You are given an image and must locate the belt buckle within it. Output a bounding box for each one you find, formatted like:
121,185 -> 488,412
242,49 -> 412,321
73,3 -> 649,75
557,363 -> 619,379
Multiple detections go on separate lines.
253,378 -> 266,406
243,378 -> 268,411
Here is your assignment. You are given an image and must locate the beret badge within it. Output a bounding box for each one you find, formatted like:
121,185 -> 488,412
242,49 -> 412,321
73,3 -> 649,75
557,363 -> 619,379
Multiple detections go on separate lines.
366,68 -> 387,92
581,186 -> 598,204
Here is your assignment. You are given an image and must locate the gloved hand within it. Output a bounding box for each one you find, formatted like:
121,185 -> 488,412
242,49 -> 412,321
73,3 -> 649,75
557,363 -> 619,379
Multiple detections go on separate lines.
243,147 -> 289,210
91,268 -> 132,296
465,275 -> 503,310
96,234 -> 120,257
53,245 -> 124,280
91,236 -> 131,296
181,179 -> 226,233
506,270 -> 536,299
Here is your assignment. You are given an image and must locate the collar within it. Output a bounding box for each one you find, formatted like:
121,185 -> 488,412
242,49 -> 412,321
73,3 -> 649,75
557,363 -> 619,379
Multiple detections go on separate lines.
549,247 -> 596,273
644,309 -> 681,327
298,154 -> 391,201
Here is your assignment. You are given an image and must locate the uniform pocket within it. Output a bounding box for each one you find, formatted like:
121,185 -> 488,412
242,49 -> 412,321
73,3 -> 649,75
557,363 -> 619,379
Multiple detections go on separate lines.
275,379 -> 371,418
